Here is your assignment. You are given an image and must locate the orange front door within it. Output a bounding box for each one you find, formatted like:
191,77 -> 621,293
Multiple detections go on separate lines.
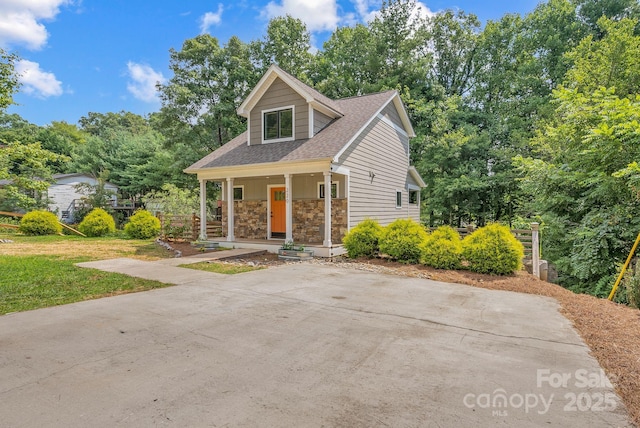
270,187 -> 286,234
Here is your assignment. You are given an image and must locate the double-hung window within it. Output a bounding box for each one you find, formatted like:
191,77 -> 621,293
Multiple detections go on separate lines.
263,107 -> 293,142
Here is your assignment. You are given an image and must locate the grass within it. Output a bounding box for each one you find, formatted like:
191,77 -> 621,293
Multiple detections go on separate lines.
0,232 -> 174,315
0,256 -> 170,315
181,261 -> 264,275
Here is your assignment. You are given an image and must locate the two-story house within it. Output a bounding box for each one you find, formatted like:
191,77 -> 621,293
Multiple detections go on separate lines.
185,64 -> 425,256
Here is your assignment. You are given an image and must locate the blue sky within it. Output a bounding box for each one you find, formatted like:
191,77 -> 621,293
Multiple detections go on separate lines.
2,0 -> 540,126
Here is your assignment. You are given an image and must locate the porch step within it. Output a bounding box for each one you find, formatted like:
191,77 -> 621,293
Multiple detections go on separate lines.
277,254 -> 314,261
192,240 -> 220,250
277,249 -> 314,261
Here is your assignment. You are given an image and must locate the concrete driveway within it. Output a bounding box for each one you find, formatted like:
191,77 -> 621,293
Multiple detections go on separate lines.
0,262 -> 632,427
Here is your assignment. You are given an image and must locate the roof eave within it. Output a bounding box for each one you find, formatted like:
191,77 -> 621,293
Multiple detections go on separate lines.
409,166 -> 427,188
185,157 -> 334,178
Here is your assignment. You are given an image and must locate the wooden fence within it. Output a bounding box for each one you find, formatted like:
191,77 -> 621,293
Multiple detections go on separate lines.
428,226 -> 536,259
156,213 -> 222,241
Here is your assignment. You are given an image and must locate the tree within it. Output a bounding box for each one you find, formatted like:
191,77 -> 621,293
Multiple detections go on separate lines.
564,17 -> 640,95
427,10 -> 481,97
156,35 -> 257,175
0,48 -> 19,112
314,24 -> 378,98
516,87 -> 640,295
0,141 -> 69,211
576,0 -> 640,37
72,111 -> 179,196
368,0 -> 431,91
251,15 -> 314,79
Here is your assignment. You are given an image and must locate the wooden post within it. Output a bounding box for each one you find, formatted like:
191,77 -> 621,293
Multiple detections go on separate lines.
531,222 -> 540,279
192,212 -> 198,241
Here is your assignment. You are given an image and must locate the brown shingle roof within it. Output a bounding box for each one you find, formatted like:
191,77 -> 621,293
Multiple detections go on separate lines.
275,66 -> 343,116
186,90 -> 397,172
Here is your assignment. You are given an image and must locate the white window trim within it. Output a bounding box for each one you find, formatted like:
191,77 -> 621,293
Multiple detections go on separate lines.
233,185 -> 244,201
318,181 -> 339,199
396,190 -> 403,209
262,105 -> 295,144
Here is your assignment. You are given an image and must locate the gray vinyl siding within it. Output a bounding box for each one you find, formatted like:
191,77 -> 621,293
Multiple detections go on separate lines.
230,175 -> 345,201
340,116 -> 418,226
249,77 -> 309,146
381,103 -> 403,130
313,110 -> 333,135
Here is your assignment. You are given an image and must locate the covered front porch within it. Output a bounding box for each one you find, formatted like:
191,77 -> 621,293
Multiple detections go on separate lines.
196,162 -> 350,258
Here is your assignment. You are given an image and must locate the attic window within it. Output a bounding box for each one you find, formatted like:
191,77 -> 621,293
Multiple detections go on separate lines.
263,107 -> 293,142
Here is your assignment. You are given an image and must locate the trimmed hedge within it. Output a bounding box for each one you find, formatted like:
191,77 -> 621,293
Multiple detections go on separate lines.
379,218 -> 427,263
124,209 -> 160,239
342,219 -> 383,258
19,210 -> 62,236
78,208 -> 116,237
462,223 -> 524,275
421,225 -> 463,269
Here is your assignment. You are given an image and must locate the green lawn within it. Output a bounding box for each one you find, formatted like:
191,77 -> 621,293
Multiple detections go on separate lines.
181,261 -> 264,275
0,233 -> 171,315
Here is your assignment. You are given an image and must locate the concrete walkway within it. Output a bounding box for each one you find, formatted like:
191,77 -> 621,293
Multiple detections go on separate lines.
75,249 -> 266,283
0,262 -> 632,427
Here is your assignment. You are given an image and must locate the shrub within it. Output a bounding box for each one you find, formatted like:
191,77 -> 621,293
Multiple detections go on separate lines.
78,208 -> 116,237
124,209 -> 161,239
462,223 -> 524,275
342,219 -> 383,258
19,210 -> 62,235
421,226 -> 463,269
379,218 -> 427,263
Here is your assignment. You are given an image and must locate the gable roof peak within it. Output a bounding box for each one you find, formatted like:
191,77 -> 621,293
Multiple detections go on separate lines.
237,64 -> 343,118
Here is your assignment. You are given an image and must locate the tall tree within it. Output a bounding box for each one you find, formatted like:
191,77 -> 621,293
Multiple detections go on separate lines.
427,10 -> 481,97
0,48 -> 19,112
314,24 -> 378,98
576,0 -> 640,37
250,15 -> 314,79
517,17 -> 640,295
156,34 -> 256,174
564,17 -> 640,95
368,0 -> 431,91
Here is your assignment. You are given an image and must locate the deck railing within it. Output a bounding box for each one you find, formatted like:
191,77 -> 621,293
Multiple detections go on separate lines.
156,213 -> 222,241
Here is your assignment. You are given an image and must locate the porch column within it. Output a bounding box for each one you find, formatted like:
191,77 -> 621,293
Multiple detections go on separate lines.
323,171 -> 332,247
226,177 -> 235,241
285,173 -> 293,242
199,179 -> 207,240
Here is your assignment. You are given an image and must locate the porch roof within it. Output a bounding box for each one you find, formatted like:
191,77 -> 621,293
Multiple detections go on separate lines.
185,90 -> 399,173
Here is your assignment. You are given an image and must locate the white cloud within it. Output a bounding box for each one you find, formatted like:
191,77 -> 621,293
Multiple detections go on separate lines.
0,0 -> 70,50
352,0 -> 378,23
199,4 -> 224,33
15,59 -> 63,98
350,0 -> 433,24
263,0 -> 339,32
126,62 -> 166,103
412,2 -> 435,21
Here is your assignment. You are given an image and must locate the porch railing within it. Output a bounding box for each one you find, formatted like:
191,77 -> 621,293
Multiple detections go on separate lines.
156,213 -> 222,241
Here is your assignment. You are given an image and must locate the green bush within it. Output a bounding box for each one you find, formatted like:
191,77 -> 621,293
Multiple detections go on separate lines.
379,218 -> 427,263
342,219 -> 383,258
421,226 -> 463,269
19,211 -> 62,236
78,208 -> 116,237
462,223 -> 524,275
124,209 -> 161,239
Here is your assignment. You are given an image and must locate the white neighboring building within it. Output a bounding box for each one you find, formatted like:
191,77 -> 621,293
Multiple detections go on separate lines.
48,173 -> 119,223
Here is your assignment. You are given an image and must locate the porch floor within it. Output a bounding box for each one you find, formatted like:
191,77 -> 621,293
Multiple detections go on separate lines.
206,237 -> 346,258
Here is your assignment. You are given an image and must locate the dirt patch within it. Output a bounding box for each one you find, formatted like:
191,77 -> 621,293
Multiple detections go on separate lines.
196,251 -> 640,426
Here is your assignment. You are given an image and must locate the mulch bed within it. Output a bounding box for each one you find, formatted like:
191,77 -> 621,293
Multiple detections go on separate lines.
164,241 -> 640,426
